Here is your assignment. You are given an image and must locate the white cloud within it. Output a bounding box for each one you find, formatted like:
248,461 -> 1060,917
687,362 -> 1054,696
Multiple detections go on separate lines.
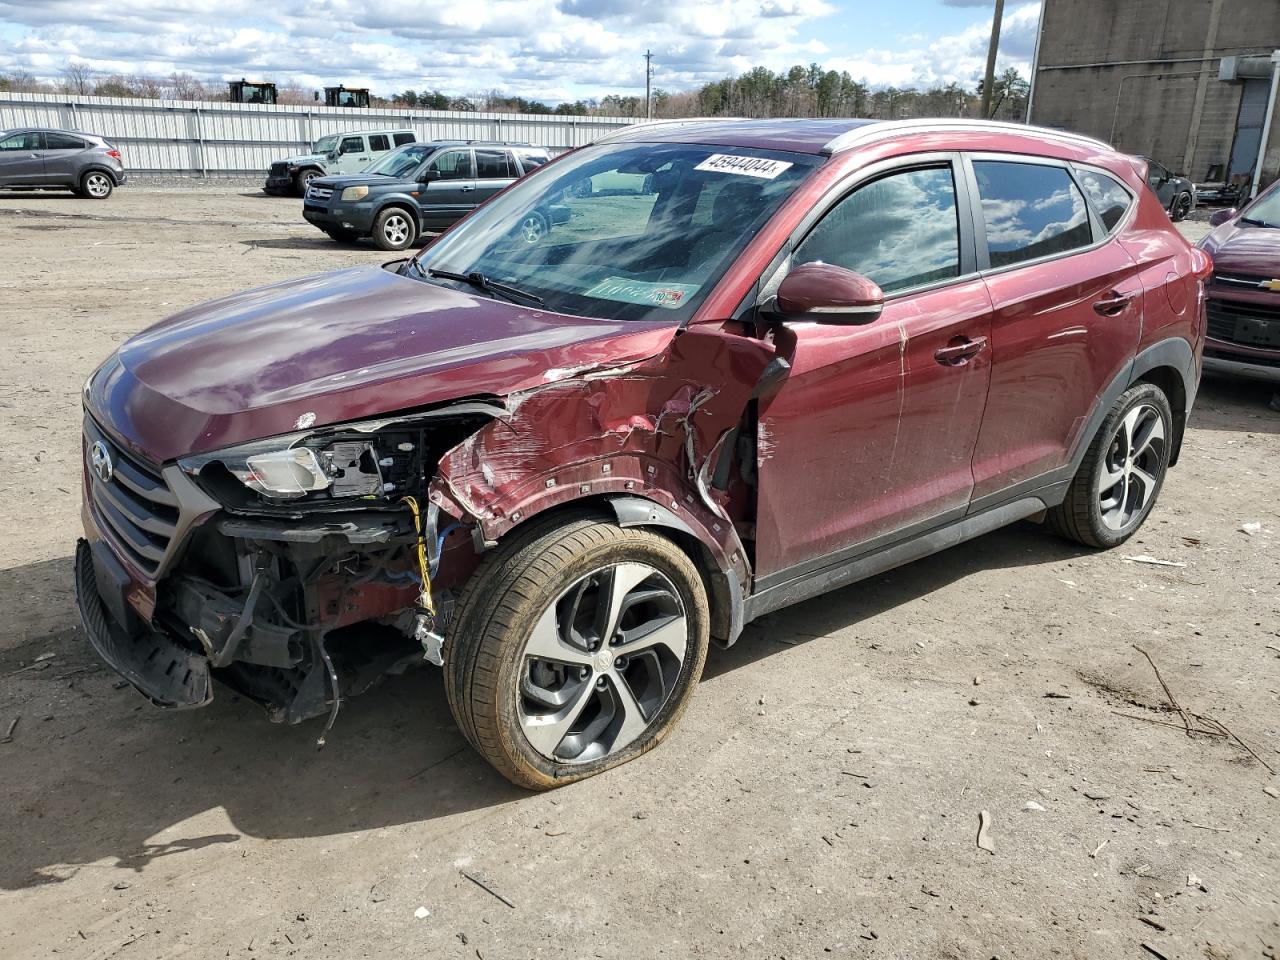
0,0 -> 1041,102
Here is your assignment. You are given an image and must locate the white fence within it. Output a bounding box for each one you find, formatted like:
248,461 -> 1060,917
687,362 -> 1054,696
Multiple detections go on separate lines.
0,92 -> 636,176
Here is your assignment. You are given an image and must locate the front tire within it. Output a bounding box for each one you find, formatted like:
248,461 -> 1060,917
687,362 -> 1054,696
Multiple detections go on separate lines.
81,171 -> 113,199
294,169 -> 321,195
1048,382 -> 1173,548
372,207 -> 417,251
445,516 -> 710,790
516,210 -> 549,245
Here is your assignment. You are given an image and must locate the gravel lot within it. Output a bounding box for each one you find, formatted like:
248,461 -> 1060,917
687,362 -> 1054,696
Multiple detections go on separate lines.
0,186 -> 1277,960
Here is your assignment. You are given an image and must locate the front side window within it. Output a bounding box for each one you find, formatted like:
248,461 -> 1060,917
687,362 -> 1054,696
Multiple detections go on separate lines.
1075,169 -> 1133,232
476,149 -> 514,179
428,149 -> 472,180
795,166 -> 961,294
0,132 -> 39,151
339,136 -> 365,155
415,142 -> 819,321
974,160 -> 1092,268
368,134 -> 390,152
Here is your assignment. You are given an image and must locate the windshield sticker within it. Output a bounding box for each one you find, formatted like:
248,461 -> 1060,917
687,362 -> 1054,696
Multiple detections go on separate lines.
694,154 -> 794,180
584,277 -> 699,310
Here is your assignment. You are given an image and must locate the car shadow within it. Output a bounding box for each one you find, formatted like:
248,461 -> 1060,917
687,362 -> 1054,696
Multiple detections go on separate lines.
0,520 -> 1089,891
1191,375 -> 1280,434
0,190 -> 86,201
238,236 -> 365,251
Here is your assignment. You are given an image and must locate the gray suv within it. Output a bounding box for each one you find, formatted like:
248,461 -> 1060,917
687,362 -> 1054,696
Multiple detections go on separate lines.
302,140 -> 554,250
0,128 -> 126,199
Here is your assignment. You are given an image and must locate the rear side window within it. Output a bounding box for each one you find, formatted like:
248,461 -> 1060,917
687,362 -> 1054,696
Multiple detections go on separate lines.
45,133 -> 88,150
475,149 -> 514,179
1075,169 -> 1133,233
368,134 -> 390,152
339,135 -> 365,154
393,132 -> 415,146
795,165 -> 961,294
517,150 -> 548,171
974,160 -> 1092,268
428,149 -> 472,180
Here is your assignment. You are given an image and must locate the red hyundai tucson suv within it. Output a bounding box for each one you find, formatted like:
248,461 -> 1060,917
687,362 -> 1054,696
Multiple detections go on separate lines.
76,118 -> 1210,788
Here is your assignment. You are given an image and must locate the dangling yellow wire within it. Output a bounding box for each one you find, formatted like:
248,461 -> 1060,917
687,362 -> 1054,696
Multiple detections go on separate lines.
400,495 -> 436,617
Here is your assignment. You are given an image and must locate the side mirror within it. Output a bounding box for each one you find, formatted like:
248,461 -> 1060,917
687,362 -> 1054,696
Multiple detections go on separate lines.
771,262 -> 885,325
1209,207 -> 1237,227
419,169 -> 441,183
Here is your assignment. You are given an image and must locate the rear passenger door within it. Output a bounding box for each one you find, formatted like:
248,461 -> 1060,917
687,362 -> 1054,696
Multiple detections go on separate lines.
473,148 -> 518,204
966,156 -> 1143,507
0,131 -> 45,185
366,133 -> 392,161
42,132 -> 89,185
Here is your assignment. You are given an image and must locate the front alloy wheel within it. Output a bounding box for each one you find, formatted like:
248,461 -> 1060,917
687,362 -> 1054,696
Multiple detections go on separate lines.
445,516 -> 709,789
373,208 -> 416,251
517,211 -> 547,245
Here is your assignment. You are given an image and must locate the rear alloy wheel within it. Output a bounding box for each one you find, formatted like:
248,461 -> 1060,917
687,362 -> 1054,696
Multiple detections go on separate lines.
1048,382 -> 1172,548
445,516 -> 709,789
372,207 -> 416,251
1171,191 -> 1193,222
517,211 -> 548,245
81,171 -> 113,199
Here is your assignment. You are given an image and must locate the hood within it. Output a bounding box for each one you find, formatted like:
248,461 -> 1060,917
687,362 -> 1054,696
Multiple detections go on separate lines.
1200,221 -> 1280,275
88,266 -> 680,462
312,173 -> 403,190
282,152 -> 328,167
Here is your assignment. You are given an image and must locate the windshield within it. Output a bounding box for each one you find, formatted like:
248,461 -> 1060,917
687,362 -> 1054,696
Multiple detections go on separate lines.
313,135 -> 338,155
366,144 -> 433,178
414,142 -> 820,321
1243,185 -> 1280,227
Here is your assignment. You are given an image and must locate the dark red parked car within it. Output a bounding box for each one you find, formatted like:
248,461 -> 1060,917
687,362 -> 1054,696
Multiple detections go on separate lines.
76,118 -> 1210,788
1197,179 -> 1280,385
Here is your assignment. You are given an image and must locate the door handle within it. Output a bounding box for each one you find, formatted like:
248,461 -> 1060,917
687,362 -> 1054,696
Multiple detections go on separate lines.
460,185 -> 476,192
1093,291 -> 1136,316
934,336 -> 988,366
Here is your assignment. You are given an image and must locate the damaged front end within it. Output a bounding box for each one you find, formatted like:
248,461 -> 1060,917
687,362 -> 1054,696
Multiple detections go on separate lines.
76,402 -> 503,738
76,325 -> 775,741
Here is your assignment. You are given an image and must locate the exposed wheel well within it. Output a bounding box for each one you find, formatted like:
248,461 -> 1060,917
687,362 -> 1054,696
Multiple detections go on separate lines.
1133,365 -> 1187,466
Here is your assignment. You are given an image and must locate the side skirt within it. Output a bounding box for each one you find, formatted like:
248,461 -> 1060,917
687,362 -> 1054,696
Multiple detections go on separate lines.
742,496 -> 1049,624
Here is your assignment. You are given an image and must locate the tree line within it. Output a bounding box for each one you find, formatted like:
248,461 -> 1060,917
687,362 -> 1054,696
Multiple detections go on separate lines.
0,60 -> 1030,122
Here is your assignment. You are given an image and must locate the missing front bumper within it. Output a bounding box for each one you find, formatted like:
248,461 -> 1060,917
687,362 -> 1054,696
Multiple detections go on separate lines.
74,538 -> 213,709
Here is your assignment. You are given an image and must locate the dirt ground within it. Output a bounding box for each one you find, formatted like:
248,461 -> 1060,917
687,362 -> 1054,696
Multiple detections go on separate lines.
0,185 -> 1277,960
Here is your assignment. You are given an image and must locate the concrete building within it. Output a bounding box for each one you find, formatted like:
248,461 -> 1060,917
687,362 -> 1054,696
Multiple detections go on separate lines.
1028,0 -> 1280,197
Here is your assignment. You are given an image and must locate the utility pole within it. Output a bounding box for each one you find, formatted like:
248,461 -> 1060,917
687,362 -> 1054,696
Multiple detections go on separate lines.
644,49 -> 653,119
980,0 -> 1005,119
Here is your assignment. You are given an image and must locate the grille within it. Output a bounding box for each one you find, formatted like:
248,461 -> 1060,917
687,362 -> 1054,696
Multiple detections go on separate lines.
1213,271 -> 1280,289
306,185 -> 333,201
1205,298 -> 1280,349
269,161 -> 289,177
85,420 -> 179,576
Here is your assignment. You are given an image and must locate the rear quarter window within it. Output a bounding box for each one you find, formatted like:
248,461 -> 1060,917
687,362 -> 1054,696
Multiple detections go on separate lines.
393,132 -> 416,146
1074,169 -> 1133,233
973,160 -> 1093,268
368,134 -> 390,152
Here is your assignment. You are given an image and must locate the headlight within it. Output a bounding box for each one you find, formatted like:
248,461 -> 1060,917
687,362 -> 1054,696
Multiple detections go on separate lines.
341,186 -> 369,202
180,434 -> 386,501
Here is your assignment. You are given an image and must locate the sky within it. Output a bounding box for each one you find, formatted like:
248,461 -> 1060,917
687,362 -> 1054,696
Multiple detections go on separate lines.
0,0 -> 1043,104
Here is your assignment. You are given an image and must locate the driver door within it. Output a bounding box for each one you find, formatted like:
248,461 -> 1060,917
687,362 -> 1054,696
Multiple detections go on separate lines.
0,131 -> 45,186
754,158 -> 994,581
335,134 -> 371,173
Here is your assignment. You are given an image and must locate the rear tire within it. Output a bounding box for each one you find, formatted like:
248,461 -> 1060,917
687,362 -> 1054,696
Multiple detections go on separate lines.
1048,382 -> 1173,548
372,207 -> 417,251
80,171 -> 113,199
444,515 -> 709,790
1171,191 -> 1193,222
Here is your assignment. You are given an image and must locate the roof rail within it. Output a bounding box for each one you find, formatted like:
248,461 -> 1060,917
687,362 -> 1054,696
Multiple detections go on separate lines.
821,118 -> 1115,156
590,117 -> 743,145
